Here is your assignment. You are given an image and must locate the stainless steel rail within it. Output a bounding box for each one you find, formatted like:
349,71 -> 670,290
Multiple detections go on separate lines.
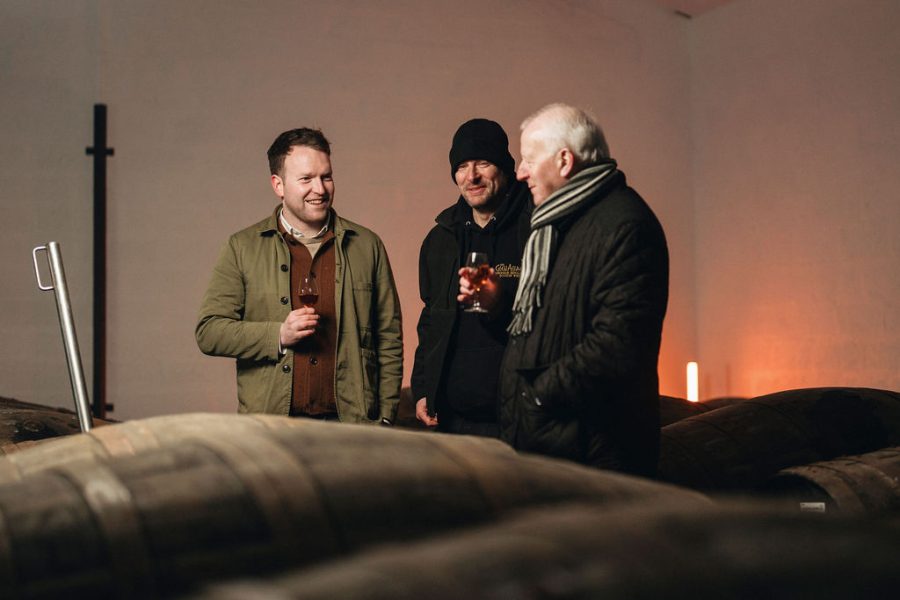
31,242 -> 93,432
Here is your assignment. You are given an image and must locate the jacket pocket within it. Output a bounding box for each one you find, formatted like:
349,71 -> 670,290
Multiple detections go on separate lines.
352,281 -> 375,332
236,358 -> 280,413
518,382 -> 580,461
360,347 -> 379,419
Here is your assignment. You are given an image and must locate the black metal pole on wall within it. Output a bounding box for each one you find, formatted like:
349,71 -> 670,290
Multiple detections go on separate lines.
85,104 -> 114,417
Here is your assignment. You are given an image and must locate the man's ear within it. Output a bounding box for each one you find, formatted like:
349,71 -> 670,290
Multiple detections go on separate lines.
270,173 -> 284,198
558,148 -> 577,178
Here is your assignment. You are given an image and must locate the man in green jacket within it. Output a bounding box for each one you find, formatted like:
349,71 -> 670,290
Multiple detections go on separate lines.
196,128 -> 402,424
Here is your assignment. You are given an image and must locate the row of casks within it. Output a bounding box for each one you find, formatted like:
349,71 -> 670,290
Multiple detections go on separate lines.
0,414 -> 709,598
5,387 -> 898,517
0,414 -> 897,599
0,390 -> 897,596
4,387 -> 899,517
657,387 -> 900,515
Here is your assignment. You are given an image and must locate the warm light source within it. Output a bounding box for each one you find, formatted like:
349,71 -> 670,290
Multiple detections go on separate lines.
687,362 -> 699,403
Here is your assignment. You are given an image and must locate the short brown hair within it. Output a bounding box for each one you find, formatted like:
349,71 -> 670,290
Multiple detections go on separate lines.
267,128 -> 331,176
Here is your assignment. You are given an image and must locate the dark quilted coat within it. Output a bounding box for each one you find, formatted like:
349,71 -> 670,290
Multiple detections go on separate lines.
498,170 -> 669,477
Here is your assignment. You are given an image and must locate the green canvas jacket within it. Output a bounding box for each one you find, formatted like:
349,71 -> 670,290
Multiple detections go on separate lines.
196,208 -> 402,423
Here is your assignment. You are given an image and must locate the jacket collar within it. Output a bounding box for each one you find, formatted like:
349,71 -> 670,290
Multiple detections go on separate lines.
257,205 -> 355,238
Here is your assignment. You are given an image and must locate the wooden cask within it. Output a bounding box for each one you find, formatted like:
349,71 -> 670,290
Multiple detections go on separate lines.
701,396 -> 746,411
765,446 -> 900,515
0,417 -> 707,598
659,394 -> 710,426
659,387 -> 900,491
0,396 -> 114,454
197,499 -> 900,600
0,412 -> 353,483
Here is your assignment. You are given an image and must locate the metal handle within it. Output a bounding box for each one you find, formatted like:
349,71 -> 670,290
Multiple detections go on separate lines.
31,241 -> 93,432
32,245 -> 54,291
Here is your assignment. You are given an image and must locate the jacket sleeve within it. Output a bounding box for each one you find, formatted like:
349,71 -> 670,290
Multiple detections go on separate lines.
373,237 -> 404,422
531,220 -> 669,410
410,236 -> 431,404
195,237 -> 282,362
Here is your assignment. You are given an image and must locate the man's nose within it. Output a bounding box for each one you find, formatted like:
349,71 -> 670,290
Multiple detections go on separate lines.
465,164 -> 480,182
516,163 -> 528,181
312,178 -> 326,194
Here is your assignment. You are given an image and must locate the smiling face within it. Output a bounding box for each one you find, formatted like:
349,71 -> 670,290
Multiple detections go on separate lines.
454,159 -> 508,214
271,145 -> 334,235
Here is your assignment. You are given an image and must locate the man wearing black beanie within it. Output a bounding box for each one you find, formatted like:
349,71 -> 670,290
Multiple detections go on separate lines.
410,119 -> 532,436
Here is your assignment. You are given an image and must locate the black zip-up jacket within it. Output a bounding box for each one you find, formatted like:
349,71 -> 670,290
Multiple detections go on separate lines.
499,171 -> 668,477
411,180 -> 532,419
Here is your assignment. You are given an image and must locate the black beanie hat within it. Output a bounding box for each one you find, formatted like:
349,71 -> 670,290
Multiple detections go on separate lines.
448,118 -> 516,182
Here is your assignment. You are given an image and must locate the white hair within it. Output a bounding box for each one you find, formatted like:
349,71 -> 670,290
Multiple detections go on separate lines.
521,103 -> 609,165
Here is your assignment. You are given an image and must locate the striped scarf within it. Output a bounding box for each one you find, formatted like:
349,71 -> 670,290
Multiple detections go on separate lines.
508,161 -> 617,336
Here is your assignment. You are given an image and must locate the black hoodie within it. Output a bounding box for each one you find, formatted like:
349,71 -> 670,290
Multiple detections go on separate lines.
411,179 -> 532,421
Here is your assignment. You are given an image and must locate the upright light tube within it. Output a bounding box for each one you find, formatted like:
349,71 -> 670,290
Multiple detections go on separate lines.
687,362 -> 699,403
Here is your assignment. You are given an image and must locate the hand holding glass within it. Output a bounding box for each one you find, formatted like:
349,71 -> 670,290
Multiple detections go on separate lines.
463,252 -> 490,313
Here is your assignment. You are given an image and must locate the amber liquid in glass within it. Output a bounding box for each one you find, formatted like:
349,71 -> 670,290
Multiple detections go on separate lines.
463,252 -> 490,313
299,293 -> 318,307
468,264 -> 490,289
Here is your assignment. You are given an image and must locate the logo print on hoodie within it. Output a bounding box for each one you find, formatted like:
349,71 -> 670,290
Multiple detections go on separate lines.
494,264 -> 521,279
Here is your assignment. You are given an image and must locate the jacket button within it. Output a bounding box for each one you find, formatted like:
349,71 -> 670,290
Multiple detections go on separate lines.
309,357 -> 318,365
280,296 -> 289,304
280,264 -> 288,272
282,365 -> 291,373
